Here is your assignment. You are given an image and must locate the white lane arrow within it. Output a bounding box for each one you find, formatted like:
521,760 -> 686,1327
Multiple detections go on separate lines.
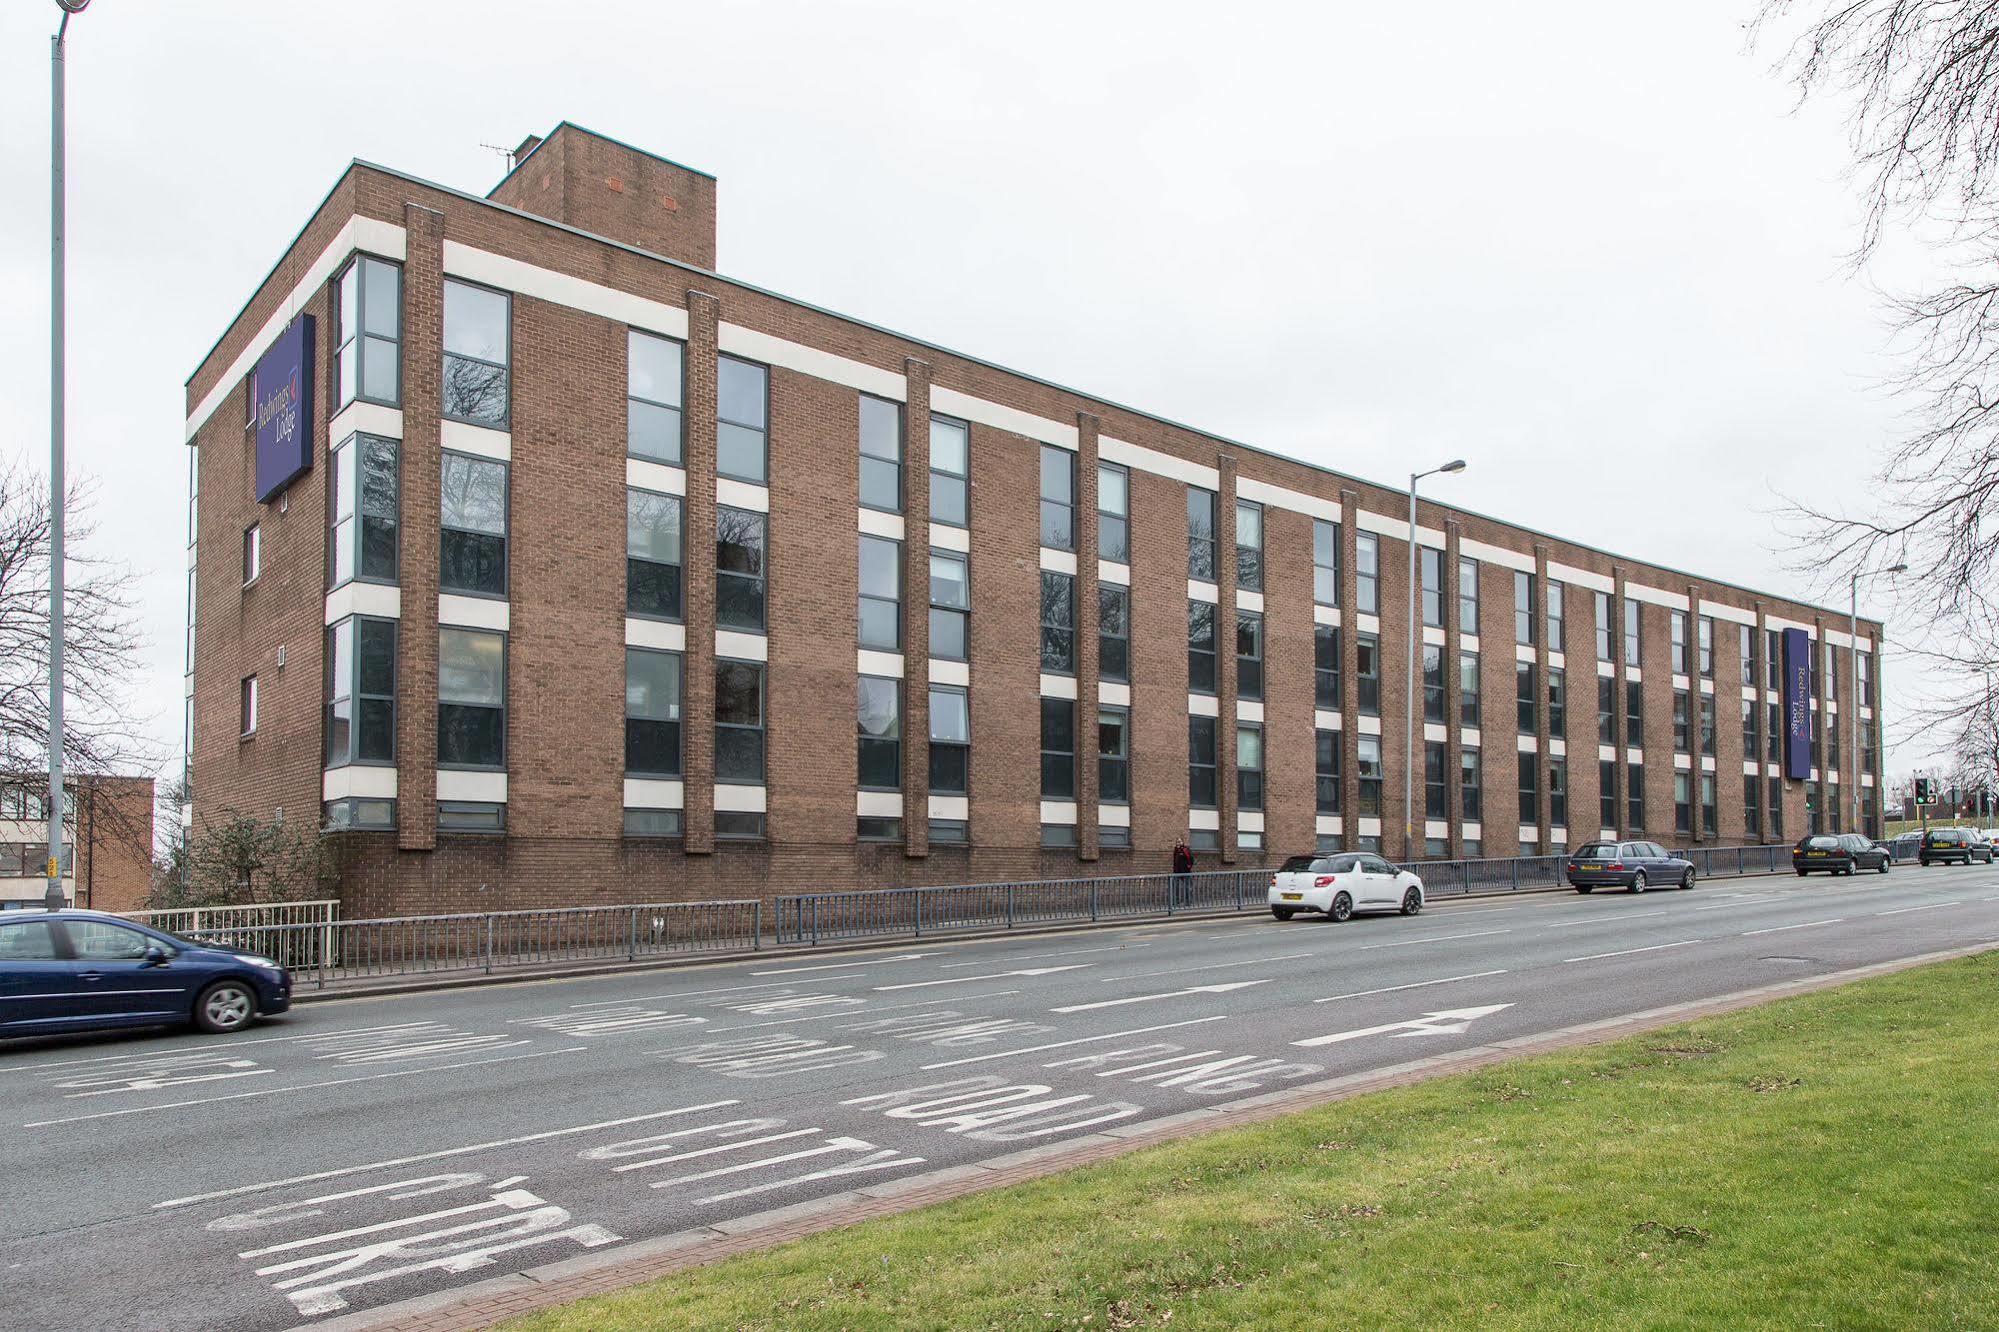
1051,979 -> 1274,1014
753,953 -> 940,976
874,965 -> 1093,992
1291,1003 -> 1512,1048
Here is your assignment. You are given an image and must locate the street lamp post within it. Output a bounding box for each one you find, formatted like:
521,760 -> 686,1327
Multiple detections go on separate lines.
1848,561 -> 1903,837
1404,459 -> 1467,863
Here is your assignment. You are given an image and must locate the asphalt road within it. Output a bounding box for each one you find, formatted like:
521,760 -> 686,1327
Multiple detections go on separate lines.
4,863 -> 1998,1331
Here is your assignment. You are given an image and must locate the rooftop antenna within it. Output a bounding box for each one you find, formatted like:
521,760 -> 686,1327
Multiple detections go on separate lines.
480,141 -> 520,172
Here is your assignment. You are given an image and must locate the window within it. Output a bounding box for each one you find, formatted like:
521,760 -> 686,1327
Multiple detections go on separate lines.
1458,556 -> 1480,635
438,628 -> 505,768
1674,772 -> 1693,835
329,432 -> 398,587
859,535 -> 902,651
1358,735 -> 1383,816
1187,488 -> 1217,581
1518,755 -> 1539,825
716,506 -> 768,632
1698,617 -> 1715,679
1627,679 -> 1645,737
1699,695 -> 1716,756
440,453 -> 507,596
1767,701 -> 1782,763
1356,533 -> 1379,614
1546,581 -> 1564,648
1460,747 -> 1482,821
1514,571 -> 1536,646
1859,651 -> 1874,707
241,524 -> 260,585
625,648 -> 682,776
336,254 -> 400,408
240,675 -> 258,737
1189,600 -> 1218,694
1744,772 -> 1761,837
325,617 -> 395,767
858,816 -> 903,843
1040,571 -> 1076,673
1316,626 -> 1342,709
1625,599 -> 1642,668
1314,520 -> 1341,607
715,660 -> 766,782
1191,828 -> 1221,852
1101,824 -> 1132,850
1823,642 -> 1838,703
1516,661 -> 1537,734
1595,591 -> 1613,662
858,394 -> 902,512
1628,761 -> 1645,831
1425,740 -> 1447,818
1189,716 -> 1218,808
1673,690 -> 1691,753
929,550 -> 970,660
1670,611 -> 1688,675
1235,500 -> 1264,592
930,818 -> 969,845
441,279 -> 509,427
1316,729 -> 1340,813
858,676 -> 901,790
1041,698 -> 1076,799
1038,444 -> 1075,550
1099,707 -> 1131,804
1597,675 -> 1615,745
1600,759 -> 1618,828
1357,632 -> 1381,715
1701,773 -> 1718,837
925,682 -> 973,796
1547,666 -> 1567,736
716,355 -> 769,483
627,489 -> 683,620
627,329 -> 684,464
1769,776 -> 1784,836
1741,697 -> 1757,756
1423,645 -> 1445,723
1550,758 -> 1568,827
930,415 -> 970,526
717,811 -> 764,841
1237,724 -> 1264,810
439,800 -> 505,833
1098,585 -> 1130,684
1766,628 -> 1783,690
1236,609 -> 1264,701
326,798 -> 396,831
1098,463 -> 1130,562
1040,822 -> 1078,849
1460,651 -> 1481,727
1741,623 -> 1756,686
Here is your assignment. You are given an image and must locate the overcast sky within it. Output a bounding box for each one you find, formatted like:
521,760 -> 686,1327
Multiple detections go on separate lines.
0,0 -> 1950,788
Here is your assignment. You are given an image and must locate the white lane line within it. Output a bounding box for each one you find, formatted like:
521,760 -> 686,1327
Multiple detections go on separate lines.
751,953 -> 940,976
1,1021 -> 442,1072
611,1127 -> 822,1172
1359,929 -> 1511,951
918,1017 -> 1230,1070
1690,897 -> 1778,912
1109,952 -> 1313,980
874,965 -> 1092,992
565,977 -> 865,1008
1540,910 -> 1671,928
1741,918 -> 1846,936
1052,980 -> 1273,1014
936,943 -> 1150,969
26,1046 -> 587,1129
1312,970 -> 1508,1004
701,991 -> 1023,1033
152,1099 -> 740,1210
1876,902 -> 1962,916
1564,939 -> 1705,963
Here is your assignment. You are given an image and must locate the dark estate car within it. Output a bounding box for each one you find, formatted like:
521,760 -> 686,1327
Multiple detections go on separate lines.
1793,833 -> 1890,876
1564,840 -> 1695,894
0,909 -> 291,1041
1918,827 -> 1994,867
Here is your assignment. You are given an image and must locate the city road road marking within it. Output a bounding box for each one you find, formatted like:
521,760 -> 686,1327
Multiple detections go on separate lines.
937,943 -> 1150,968
25,1046 -> 587,1129
1111,952 -> 1312,980
1741,918 -> 1846,936
1292,1004 -> 1512,1048
1540,910 -> 1671,928
752,953 -> 941,975
875,965 -> 1093,992
1563,939 -> 1704,963
1,1021 -> 444,1072
704,991 -> 1024,1033
153,1100 -> 741,1210
919,1017 -> 1230,1070
1876,902 -> 1961,915
1312,969 -> 1508,1004
563,977 -> 868,1007
1359,929 -> 1511,950
1051,980 -> 1274,1014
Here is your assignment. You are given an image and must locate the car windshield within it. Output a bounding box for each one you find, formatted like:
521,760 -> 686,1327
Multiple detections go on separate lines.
1573,842 -> 1616,858
1278,856 -> 1316,873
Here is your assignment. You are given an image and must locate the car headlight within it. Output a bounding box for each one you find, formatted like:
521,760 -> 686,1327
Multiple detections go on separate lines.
241,954 -> 285,971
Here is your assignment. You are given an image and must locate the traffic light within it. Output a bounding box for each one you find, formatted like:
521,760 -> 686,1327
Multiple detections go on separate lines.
1915,776 -> 1934,803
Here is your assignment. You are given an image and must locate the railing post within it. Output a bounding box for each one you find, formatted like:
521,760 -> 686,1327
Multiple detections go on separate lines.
1006,883 -> 1015,930
812,896 -> 821,948
753,899 -> 763,950
915,889 -> 924,938
627,907 -> 638,961
1166,875 -> 1175,917
484,915 -> 494,974
1510,858 -> 1520,892
1090,880 -> 1099,922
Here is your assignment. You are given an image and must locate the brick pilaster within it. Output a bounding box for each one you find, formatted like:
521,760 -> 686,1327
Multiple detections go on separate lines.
901,358 -> 932,857
1534,544 -> 1552,852
681,291 -> 720,854
1338,488 -> 1361,849
1076,413 -> 1101,862
397,203 -> 445,853
1215,454 -> 1239,864
1443,520 -> 1463,856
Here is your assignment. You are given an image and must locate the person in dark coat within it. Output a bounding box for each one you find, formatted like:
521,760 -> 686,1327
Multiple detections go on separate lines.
1171,837 -> 1194,906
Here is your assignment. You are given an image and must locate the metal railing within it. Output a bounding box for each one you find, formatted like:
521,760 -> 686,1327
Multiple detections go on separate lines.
123,898 -> 339,934
176,899 -> 760,989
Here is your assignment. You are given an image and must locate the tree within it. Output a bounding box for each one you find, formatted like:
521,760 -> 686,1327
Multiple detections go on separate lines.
146,806 -> 336,910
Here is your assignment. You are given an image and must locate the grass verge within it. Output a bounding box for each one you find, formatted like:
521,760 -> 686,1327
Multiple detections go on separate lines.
509,953 -> 1999,1331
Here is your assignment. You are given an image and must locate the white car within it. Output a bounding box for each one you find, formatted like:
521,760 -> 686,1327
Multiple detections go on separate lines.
1268,852 -> 1425,922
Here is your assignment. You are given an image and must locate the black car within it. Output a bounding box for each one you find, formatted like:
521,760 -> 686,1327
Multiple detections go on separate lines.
1793,833 -> 1889,876
1885,831 -> 1924,864
1919,827 -> 1994,866
1564,840 -> 1695,893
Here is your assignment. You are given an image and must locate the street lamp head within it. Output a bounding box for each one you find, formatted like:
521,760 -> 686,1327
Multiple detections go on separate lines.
1440,459 -> 1467,474
55,0 -> 89,12
1885,563 -> 1909,574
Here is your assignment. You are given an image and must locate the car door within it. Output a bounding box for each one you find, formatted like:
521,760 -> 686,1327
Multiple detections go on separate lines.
53,918 -> 190,1025
1359,855 -> 1397,906
1640,842 -> 1670,882
0,918 -> 78,1034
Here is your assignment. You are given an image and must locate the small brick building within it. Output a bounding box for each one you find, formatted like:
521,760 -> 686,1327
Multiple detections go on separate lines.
0,774 -> 156,913
181,122 -> 1887,917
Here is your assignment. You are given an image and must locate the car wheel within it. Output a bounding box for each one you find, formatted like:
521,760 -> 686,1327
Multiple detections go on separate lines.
1878,860 -> 1889,874
1679,868 -> 1696,890
1631,871 -> 1648,894
1329,892 -> 1354,923
1575,885 -> 1594,894
1796,868 -> 1808,876
194,980 -> 256,1034
1271,906 -> 1295,921
1400,886 -> 1423,916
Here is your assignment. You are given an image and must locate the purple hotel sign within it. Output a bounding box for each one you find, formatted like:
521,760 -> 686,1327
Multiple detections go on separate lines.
1783,627 -> 1811,781
252,314 -> 315,502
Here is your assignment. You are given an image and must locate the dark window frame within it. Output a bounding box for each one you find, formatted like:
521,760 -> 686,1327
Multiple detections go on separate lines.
928,547 -> 970,662
335,252 -> 402,410
626,327 -> 686,466
624,646 -> 683,779
439,449 -> 509,599
1235,499 -> 1264,593
440,277 -> 510,429
929,414 -> 970,528
1097,462 -> 1130,563
324,615 -> 397,770
328,431 -> 400,589
626,487 -> 684,622
437,626 -> 506,771
1098,583 -> 1130,685
858,674 -> 902,793
716,505 -> 769,633
1040,570 -> 1076,675
858,533 -> 903,652
1040,444 -> 1076,552
716,354 -> 771,485
715,657 -> 767,785
858,393 -> 904,514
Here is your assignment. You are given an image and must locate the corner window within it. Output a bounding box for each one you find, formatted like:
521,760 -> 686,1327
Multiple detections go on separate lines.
1040,571 -> 1076,674
715,659 -> 766,782
627,489 -> 684,620
1626,599 -> 1642,669
716,356 -> 769,484
438,628 -> 505,768
441,279 -> 509,427
1098,706 -> 1130,804
627,328 -> 684,464
324,798 -> 395,831
1670,610 -> 1688,675
325,616 -> 395,768
1419,547 -> 1443,628
1236,609 -> 1264,702
928,549 -> 969,660
859,535 -> 903,651
1237,723 -> 1264,811
1458,556 -> 1480,635
1514,571 -> 1536,646
929,415 -> 969,527
1314,519 -> 1341,607
624,648 -> 682,777
329,432 -> 398,587
1235,500 -> 1263,593
1356,534 -> 1379,615
859,395 -> 903,513
336,254 -> 401,409
1546,582 -> 1564,649
928,685 -> 969,794
858,676 -> 901,790
716,506 -> 768,632
1098,585 -> 1130,684
1188,600 -> 1217,694
1040,445 -> 1075,551
1698,616 -> 1715,679
1098,463 -> 1130,562
1040,697 -> 1076,799
1187,488 -> 1217,581
241,524 -> 260,586
440,452 -> 507,596
1189,715 -> 1218,808
1595,591 -> 1613,662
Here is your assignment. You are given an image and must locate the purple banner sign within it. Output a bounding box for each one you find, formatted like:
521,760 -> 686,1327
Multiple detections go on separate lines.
252,314 -> 315,502
1783,626 -> 1811,781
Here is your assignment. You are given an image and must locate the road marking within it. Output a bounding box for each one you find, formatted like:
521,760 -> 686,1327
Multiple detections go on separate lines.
1051,979 -> 1274,1014
0,1021 -> 444,1072
752,953 -> 941,975
1876,902 -> 1961,915
918,1017 -> 1230,1070
1564,939 -> 1704,963
152,1100 -> 741,1210
874,965 -> 1092,992
705,991 -> 1024,1033
1312,969 -> 1508,1004
26,1047 -> 586,1129
1110,952 -> 1312,980
937,943 -> 1149,968
611,1127 -> 823,1172
1293,1004 -> 1512,1048
564,977 -> 866,1008
1741,918 -> 1846,936
1359,928 -> 1511,950
1540,910 -> 1671,928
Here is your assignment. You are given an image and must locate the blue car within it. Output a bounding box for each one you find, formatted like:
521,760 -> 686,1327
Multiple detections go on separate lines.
0,909 -> 291,1039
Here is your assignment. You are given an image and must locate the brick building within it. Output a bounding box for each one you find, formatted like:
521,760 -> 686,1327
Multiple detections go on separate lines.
181,123 -> 1887,916
0,774 -> 156,913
